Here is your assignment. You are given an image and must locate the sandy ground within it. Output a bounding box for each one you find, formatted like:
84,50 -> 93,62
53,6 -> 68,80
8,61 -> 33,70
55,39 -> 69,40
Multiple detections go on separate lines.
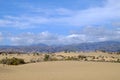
0,61 -> 120,80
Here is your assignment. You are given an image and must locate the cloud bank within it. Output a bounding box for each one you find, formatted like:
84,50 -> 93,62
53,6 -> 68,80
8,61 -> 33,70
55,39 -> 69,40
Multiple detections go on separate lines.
0,26 -> 120,45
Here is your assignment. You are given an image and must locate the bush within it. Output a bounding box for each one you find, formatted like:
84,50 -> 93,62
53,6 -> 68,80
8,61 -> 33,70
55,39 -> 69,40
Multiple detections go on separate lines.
117,59 -> 120,63
44,54 -> 50,61
78,55 -> 86,60
0,57 -> 25,65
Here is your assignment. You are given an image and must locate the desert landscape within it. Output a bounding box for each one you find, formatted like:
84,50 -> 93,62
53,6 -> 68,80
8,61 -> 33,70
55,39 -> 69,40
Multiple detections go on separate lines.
0,0 -> 120,80
0,52 -> 120,80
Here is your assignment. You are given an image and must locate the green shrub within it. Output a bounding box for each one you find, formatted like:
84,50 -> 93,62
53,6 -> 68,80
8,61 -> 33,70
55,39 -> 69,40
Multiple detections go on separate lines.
0,57 -> 25,65
44,54 -> 50,61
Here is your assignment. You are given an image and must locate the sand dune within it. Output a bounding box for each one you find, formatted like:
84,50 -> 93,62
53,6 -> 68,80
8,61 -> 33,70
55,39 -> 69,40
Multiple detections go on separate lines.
0,61 -> 120,80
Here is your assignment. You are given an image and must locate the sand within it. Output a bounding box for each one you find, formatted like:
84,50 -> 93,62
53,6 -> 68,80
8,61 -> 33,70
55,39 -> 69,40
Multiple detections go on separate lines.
0,61 -> 120,80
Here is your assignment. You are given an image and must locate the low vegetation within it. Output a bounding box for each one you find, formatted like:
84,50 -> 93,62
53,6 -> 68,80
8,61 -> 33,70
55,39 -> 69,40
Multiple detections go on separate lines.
0,57 -> 25,65
0,51 -> 120,65
44,54 -> 50,61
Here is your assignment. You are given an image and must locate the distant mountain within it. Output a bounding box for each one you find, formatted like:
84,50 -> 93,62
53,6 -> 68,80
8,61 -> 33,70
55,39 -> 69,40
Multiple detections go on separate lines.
62,41 -> 120,52
0,41 -> 120,53
29,43 -> 48,47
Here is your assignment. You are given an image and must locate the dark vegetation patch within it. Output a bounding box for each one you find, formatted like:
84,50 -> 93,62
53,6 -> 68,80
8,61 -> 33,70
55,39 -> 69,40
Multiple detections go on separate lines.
0,57 -> 25,65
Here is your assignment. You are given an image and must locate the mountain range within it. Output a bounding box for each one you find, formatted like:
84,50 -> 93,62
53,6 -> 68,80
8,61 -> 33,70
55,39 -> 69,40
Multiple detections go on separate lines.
0,41 -> 120,53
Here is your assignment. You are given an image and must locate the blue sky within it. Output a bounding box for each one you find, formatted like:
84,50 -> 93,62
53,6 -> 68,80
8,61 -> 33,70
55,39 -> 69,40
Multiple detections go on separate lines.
0,0 -> 120,45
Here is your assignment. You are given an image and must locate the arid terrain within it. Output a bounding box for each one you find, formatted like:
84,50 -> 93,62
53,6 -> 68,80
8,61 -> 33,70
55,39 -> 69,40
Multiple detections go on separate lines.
0,61 -> 120,80
0,52 -> 120,80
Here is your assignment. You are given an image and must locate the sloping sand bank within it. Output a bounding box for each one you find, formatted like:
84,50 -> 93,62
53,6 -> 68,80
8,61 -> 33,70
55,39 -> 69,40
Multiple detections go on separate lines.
0,61 -> 120,80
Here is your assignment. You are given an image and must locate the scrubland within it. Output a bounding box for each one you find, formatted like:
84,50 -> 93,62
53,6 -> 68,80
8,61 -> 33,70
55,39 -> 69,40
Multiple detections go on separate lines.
0,51 -> 120,80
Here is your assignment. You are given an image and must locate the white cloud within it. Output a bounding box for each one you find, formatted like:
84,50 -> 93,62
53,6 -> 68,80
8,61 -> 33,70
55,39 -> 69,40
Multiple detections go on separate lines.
9,31 -> 59,45
0,16 -> 50,29
81,26 -> 120,42
64,34 -> 87,43
0,19 -> 13,26
0,0 -> 120,28
58,26 -> 120,44
58,0 -> 120,26
5,25 -> 120,45
0,32 -> 3,42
